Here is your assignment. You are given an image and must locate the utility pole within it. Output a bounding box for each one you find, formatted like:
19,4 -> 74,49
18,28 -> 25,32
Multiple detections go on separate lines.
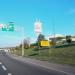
52,18 -> 56,46
21,27 -> 25,56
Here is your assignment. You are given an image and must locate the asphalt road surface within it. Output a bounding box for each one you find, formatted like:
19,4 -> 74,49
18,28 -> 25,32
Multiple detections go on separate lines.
0,51 -> 70,75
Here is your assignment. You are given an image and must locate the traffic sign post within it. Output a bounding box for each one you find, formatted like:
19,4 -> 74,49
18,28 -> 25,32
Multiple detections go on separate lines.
8,22 -> 14,31
34,20 -> 42,58
21,27 -> 25,56
0,22 -> 25,57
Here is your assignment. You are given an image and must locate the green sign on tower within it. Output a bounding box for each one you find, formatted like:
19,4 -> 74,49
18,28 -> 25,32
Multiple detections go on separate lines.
2,22 -> 14,31
8,22 -> 14,31
2,25 -> 7,31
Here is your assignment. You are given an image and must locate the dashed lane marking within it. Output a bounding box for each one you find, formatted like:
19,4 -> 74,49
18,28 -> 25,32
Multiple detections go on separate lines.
8,73 -> 12,75
0,62 -> 12,75
2,65 -> 7,71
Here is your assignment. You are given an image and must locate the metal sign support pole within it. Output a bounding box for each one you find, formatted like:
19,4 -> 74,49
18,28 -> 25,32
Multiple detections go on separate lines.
22,27 -> 24,56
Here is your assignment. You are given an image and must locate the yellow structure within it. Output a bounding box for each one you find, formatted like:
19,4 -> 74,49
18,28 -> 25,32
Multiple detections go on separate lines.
40,40 -> 50,46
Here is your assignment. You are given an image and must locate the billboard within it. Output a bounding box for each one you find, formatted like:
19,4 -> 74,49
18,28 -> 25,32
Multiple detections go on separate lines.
40,40 -> 50,46
34,20 -> 42,33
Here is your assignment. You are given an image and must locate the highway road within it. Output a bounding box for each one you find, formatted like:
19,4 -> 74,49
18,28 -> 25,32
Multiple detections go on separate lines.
0,51 -> 70,75
0,63 -> 9,75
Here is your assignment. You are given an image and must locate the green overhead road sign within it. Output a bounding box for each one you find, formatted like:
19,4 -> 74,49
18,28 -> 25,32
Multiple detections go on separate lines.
8,22 -> 14,31
2,25 -> 8,31
2,22 -> 14,31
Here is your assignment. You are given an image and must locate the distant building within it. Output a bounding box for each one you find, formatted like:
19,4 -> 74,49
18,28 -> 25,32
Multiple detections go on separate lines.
46,34 -> 75,45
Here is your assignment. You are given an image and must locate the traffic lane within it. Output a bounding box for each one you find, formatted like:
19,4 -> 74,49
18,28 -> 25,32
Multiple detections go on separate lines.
0,53 -> 69,75
0,61 -> 10,75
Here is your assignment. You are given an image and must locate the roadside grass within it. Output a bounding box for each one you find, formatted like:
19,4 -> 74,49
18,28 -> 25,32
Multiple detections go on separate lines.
11,45 -> 75,65
13,49 -> 22,56
28,46 -> 75,65
49,46 -> 75,65
28,49 -> 50,61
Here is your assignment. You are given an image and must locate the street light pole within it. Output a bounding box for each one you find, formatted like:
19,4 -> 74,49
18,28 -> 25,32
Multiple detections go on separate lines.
52,17 -> 56,46
21,27 -> 25,56
15,26 -> 25,56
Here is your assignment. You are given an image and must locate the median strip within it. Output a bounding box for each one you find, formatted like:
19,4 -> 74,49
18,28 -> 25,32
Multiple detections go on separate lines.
0,62 -> 2,65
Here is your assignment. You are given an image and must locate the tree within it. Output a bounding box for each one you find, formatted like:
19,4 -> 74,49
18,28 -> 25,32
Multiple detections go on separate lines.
37,34 -> 45,47
37,34 -> 45,42
19,38 -> 30,49
24,39 -> 28,48
66,35 -> 72,43
24,38 -> 30,49
30,43 -> 38,48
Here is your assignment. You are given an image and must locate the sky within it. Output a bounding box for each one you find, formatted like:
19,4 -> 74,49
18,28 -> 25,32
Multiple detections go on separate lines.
0,0 -> 75,47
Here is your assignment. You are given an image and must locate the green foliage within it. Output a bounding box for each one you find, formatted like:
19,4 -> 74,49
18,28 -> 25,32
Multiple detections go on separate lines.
30,43 -> 38,46
36,34 -> 46,47
66,35 -> 72,43
37,34 -> 45,42
50,46 -> 75,64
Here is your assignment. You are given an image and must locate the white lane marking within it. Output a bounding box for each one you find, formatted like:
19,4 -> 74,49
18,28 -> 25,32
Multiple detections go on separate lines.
2,65 -> 7,70
0,62 -> 2,65
8,73 -> 12,75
